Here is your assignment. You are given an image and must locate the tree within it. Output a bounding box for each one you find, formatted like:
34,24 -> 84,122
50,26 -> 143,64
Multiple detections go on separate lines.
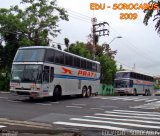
0,0 -> 69,46
0,0 -> 69,69
143,0 -> 160,35
57,44 -> 62,50
69,42 -> 92,59
0,45 -> 4,70
64,38 -> 69,51
97,55 -> 117,84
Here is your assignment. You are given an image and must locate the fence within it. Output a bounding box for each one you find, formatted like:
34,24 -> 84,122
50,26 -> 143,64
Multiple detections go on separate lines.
98,84 -> 114,96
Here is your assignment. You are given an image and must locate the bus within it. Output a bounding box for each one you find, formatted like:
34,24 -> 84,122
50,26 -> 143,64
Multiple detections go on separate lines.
114,70 -> 154,96
10,46 -> 100,100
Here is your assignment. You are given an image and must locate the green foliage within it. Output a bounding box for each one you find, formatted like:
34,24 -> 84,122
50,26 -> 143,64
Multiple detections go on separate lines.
64,38 -> 69,48
0,68 -> 10,91
69,42 -> 93,59
97,55 -> 117,84
0,0 -> 69,46
154,85 -> 160,90
143,0 -> 160,35
57,44 -> 62,50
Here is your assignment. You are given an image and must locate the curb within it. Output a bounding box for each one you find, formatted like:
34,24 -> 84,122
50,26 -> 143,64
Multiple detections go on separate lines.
0,91 -> 10,94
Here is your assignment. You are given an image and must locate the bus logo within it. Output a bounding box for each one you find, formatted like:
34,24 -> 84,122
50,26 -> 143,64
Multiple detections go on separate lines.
61,67 -> 73,75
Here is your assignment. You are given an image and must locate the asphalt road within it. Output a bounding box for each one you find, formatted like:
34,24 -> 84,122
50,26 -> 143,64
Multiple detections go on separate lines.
1,93 -> 160,136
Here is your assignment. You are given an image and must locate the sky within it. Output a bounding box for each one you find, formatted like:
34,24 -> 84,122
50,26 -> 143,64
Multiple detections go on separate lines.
0,0 -> 160,76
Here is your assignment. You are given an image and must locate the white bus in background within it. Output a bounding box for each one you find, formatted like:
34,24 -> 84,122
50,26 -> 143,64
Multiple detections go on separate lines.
10,46 -> 100,100
114,71 -> 154,96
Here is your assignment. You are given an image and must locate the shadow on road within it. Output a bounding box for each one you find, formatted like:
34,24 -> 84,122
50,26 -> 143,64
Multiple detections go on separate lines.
10,95 -> 85,104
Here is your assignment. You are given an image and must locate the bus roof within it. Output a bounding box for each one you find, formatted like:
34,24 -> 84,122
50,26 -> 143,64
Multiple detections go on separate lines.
116,70 -> 153,77
19,46 -> 100,64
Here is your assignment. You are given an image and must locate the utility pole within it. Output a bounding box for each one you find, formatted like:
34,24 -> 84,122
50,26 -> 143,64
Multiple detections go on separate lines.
132,64 -> 136,71
91,17 -> 97,60
91,17 -> 110,60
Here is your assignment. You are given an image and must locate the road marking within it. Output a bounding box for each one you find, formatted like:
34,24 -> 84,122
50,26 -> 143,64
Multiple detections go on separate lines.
133,99 -> 150,101
104,111 -> 160,117
72,103 -> 86,106
91,96 -> 105,99
7,100 -> 21,103
145,99 -> 158,102
50,102 -> 59,104
131,106 -> 156,109
84,116 -> 160,125
66,106 -> 82,108
70,118 -> 160,129
54,110 -> 160,131
101,97 -> 123,100
91,96 -> 158,102
36,103 -> 52,106
130,101 -> 160,109
90,108 -> 104,110
0,125 -> 6,128
53,122 -> 128,130
113,110 -> 160,115
95,113 -> 160,120
122,98 -> 149,101
0,97 -> 8,99
101,106 -> 118,108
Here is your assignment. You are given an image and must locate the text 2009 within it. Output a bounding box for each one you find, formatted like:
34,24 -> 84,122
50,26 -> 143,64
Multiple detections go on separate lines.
120,13 -> 138,20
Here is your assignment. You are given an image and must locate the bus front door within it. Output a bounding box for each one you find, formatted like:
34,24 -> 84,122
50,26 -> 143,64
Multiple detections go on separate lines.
42,66 -> 54,97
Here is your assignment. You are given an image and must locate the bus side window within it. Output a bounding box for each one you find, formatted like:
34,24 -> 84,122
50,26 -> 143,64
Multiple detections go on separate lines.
74,57 -> 80,68
45,50 -> 54,63
55,51 -> 64,64
43,66 -> 49,84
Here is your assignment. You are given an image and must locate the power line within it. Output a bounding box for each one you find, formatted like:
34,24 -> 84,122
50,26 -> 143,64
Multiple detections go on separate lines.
69,15 -> 91,23
68,11 -> 91,21
67,9 -> 92,19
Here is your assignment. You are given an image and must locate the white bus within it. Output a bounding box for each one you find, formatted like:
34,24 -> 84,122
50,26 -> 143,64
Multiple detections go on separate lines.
10,46 -> 100,100
114,71 -> 154,96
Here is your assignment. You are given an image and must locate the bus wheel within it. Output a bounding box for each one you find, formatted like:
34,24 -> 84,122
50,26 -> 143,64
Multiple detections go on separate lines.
53,87 -> 61,101
82,86 -> 87,98
86,87 -> 91,97
133,89 -> 137,96
29,97 -> 34,101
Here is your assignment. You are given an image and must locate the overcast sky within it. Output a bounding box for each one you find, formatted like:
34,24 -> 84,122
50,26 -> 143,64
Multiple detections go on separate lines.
0,0 -> 160,76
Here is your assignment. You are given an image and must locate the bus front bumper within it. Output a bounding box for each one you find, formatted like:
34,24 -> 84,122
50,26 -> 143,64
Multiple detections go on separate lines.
114,88 -> 133,95
10,90 -> 41,99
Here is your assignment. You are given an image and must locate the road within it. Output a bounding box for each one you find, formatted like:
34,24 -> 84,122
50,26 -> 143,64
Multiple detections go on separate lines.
1,93 -> 160,136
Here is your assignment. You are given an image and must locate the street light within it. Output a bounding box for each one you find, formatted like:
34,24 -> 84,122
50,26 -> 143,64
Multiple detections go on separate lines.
108,36 -> 122,45
96,36 -> 122,56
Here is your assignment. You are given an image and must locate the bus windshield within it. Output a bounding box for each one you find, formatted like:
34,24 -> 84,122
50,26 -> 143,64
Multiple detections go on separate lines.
114,79 -> 133,88
116,72 -> 130,79
14,49 -> 45,62
11,65 -> 42,83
